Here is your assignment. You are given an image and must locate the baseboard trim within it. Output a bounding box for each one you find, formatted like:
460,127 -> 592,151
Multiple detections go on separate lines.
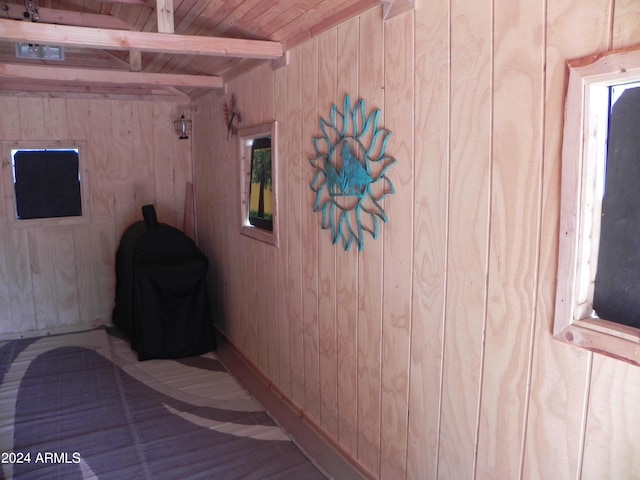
213,331 -> 375,480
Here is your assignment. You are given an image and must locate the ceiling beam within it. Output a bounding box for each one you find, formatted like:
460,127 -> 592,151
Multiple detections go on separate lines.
0,4 -> 135,30
129,49 -> 142,71
0,63 -> 223,89
0,81 -> 188,98
0,19 -> 283,60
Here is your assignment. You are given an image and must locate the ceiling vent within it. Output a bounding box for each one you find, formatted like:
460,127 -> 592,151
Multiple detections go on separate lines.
15,43 -> 65,61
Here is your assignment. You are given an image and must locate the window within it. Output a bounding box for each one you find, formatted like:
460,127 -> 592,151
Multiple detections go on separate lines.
2,141 -> 90,227
238,122 -> 279,246
592,83 -> 640,329
555,46 -> 640,364
248,136 -> 273,231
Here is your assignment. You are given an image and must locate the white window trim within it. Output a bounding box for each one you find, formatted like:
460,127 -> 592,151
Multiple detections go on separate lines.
555,45 -> 640,364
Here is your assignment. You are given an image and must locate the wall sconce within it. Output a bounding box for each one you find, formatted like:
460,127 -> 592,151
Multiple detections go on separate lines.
174,114 -> 192,140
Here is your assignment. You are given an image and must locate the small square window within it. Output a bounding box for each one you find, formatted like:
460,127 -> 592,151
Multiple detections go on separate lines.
2,141 -> 90,228
13,149 -> 82,220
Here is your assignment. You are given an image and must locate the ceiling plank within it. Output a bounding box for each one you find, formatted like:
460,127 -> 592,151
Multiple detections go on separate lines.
0,63 -> 224,88
0,19 -> 283,59
282,0 -> 380,50
95,0 -> 151,6
0,4 -> 135,30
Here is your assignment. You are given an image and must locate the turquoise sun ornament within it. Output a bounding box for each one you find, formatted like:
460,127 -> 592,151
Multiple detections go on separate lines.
310,95 -> 396,252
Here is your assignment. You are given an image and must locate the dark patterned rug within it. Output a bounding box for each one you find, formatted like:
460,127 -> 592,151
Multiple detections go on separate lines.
0,328 -> 328,480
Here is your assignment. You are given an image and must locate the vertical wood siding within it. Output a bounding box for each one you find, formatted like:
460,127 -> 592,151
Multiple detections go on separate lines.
0,95 -> 191,336
194,2 -> 640,478
0,0 -> 627,477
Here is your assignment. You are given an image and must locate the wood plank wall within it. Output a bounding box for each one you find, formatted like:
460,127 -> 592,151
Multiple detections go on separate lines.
190,2 -> 640,479
0,95 -> 191,336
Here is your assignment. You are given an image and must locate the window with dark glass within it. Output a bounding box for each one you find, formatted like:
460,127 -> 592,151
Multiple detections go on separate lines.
592,85 -> 640,328
12,149 -> 82,220
248,136 -> 273,231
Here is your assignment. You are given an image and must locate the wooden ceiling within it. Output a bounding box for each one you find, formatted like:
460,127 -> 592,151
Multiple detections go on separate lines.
0,0 -> 414,97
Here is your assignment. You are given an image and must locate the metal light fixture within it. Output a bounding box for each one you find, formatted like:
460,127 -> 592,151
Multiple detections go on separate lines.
16,43 -> 65,60
174,114 -> 192,140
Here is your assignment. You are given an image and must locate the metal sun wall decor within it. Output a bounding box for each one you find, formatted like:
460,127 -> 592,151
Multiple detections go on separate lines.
310,95 -> 396,252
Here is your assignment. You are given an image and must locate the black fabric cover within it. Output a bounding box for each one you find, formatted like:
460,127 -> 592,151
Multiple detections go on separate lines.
113,206 -> 216,360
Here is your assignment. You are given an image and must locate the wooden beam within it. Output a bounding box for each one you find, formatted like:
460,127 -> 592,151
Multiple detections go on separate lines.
0,19 -> 283,60
156,0 -> 174,33
0,81 -> 187,98
0,4 -> 135,30
129,49 -> 142,71
0,63 -> 224,89
271,50 -> 289,70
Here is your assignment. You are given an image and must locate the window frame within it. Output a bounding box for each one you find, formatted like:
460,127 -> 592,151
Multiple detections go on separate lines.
555,45 -> 640,365
2,140 -> 90,228
238,121 -> 279,247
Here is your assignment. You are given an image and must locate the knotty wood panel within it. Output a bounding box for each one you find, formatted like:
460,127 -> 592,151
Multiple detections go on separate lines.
152,102 -> 179,225
0,97 -> 36,334
274,60 -> 292,398
74,221 -> 113,325
356,7 -> 385,476
192,88 -> 231,345
251,66 -> 271,375
0,94 -> 192,336
192,2 -> 640,479
89,102 -> 115,220
336,16 -> 360,457
300,37 -> 322,424
439,0 -> 492,476
4,226 -> 35,332
612,0 -> 640,48
234,73 -> 253,360
18,98 -> 45,138
259,62 -> 280,384
476,0 -> 544,477
407,1 -> 449,478
380,10 -> 414,480
286,45 -> 305,409
582,356 -> 640,479
522,1 -> 611,478
43,98 -> 66,139
28,229 -> 60,328
316,28 -> 339,440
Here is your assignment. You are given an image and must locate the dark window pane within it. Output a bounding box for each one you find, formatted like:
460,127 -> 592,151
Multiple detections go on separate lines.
248,137 -> 273,231
593,86 -> 640,328
14,150 -> 82,220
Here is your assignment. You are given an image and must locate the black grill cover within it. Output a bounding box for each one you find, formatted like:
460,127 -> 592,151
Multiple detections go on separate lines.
112,205 -> 216,360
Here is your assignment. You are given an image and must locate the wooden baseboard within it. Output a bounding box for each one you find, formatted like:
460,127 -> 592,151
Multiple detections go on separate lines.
213,331 -> 374,480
